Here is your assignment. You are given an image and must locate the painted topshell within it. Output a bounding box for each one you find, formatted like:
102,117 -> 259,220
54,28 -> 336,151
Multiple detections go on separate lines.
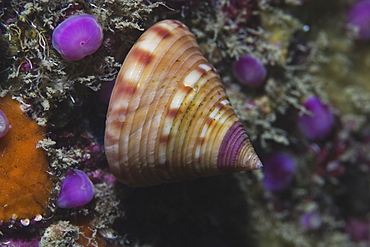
105,20 -> 262,187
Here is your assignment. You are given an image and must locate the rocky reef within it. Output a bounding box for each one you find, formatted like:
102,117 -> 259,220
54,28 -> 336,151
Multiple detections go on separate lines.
0,0 -> 370,246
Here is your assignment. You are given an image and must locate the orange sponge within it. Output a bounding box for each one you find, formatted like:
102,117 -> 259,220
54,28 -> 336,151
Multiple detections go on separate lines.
0,96 -> 52,223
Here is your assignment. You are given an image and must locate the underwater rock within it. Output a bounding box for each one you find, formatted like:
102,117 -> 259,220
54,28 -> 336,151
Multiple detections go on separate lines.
0,96 -> 52,226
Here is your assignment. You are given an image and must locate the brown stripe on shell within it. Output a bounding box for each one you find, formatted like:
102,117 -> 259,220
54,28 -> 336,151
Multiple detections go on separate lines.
113,21 -> 188,186
166,63 -> 216,178
167,107 -> 180,120
128,47 -> 153,67
128,21 -> 198,185
113,80 -> 138,100
194,63 -> 208,77
198,100 -> 234,176
149,25 -> 174,41
138,25 -> 205,185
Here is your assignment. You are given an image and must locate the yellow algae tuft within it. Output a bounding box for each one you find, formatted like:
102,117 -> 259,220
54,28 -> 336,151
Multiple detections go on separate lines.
0,96 -> 52,222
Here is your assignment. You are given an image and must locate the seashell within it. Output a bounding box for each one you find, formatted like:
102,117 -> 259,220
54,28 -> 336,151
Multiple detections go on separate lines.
105,20 -> 262,187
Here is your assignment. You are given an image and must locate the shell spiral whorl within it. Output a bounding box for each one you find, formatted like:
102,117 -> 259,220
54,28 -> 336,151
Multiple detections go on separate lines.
105,20 -> 262,187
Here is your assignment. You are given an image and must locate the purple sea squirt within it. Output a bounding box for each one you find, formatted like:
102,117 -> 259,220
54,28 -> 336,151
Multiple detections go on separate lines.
0,110 -> 9,138
52,14 -> 103,61
347,0 -> 370,41
346,218 -> 370,243
262,152 -> 296,192
233,54 -> 267,86
300,211 -> 322,231
57,169 -> 95,208
297,96 -> 334,140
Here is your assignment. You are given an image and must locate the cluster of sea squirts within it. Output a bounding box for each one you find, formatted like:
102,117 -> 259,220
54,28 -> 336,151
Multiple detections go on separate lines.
0,0 -> 370,246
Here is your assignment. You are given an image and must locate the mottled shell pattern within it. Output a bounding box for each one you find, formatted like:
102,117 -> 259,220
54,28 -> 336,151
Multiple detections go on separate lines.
105,20 -> 262,187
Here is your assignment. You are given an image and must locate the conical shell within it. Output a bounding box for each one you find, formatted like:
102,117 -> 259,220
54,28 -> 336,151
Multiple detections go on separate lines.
105,20 -> 262,187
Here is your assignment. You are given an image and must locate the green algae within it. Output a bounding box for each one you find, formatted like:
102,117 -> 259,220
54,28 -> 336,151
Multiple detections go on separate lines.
0,0 -> 161,125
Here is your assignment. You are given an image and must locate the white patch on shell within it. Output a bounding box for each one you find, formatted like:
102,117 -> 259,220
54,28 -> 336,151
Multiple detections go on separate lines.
138,42 -> 158,54
183,63 -> 212,90
200,124 -> 208,138
199,63 -> 212,71
194,145 -> 201,160
209,107 -> 220,119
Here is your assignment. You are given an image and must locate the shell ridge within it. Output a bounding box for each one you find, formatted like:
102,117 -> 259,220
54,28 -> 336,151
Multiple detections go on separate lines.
141,21 -> 214,184
164,60 -> 212,179
143,41 -> 201,185
126,21 -> 201,185
201,102 -> 235,176
110,43 -> 159,185
121,20 -> 189,185
218,121 -> 244,170
105,71 -> 134,181
191,100 -> 226,175
156,52 -> 207,179
107,34 -> 164,185
116,73 -> 147,185
131,32 -> 195,185
153,52 -> 205,183
177,70 -> 223,177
